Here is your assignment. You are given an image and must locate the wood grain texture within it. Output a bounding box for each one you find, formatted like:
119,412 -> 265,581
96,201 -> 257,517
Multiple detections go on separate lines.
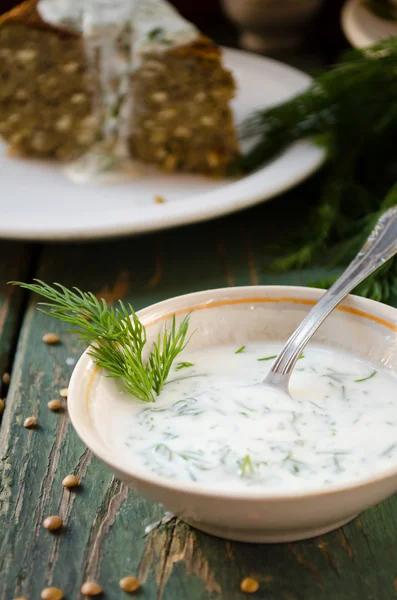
2,195 -> 397,599
0,242 -> 33,408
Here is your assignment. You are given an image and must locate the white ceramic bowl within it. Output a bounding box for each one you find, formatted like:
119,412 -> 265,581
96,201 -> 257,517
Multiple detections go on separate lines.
68,286 -> 397,543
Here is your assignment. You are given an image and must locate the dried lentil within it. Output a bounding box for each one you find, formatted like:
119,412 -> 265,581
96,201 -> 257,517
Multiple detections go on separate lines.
119,576 -> 140,592
81,581 -> 103,596
48,399 -> 62,411
23,416 -> 37,428
240,578 -> 259,593
40,587 -> 63,600
62,474 -> 79,488
43,516 -> 63,531
42,333 -> 60,345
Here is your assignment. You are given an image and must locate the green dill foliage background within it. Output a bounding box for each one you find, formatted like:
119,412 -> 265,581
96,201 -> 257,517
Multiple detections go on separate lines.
241,38 -> 397,304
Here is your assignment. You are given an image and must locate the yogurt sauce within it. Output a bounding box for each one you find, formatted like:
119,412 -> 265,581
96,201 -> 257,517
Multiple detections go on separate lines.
92,342 -> 397,492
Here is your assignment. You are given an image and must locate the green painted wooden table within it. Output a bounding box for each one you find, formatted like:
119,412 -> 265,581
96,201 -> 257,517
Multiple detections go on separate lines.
0,6 -> 389,593
1,185 -> 397,600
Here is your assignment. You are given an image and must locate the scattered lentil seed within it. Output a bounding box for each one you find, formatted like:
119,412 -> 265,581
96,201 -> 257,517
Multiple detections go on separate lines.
23,416 -> 37,428
42,333 -> 60,345
70,93 -> 87,105
154,195 -> 166,204
174,126 -> 191,139
15,88 -> 28,100
43,515 -> 63,531
62,474 -> 79,488
8,114 -> 21,125
62,61 -> 79,74
195,91 -> 207,102
200,115 -> 215,126
31,132 -> 50,152
16,48 -> 37,61
48,399 -> 63,411
151,91 -> 168,103
119,576 -> 140,592
55,115 -> 72,132
2,372 -> 10,385
240,578 -> 259,594
81,581 -> 103,596
0,399 -> 4,415
59,388 -> 68,398
40,587 -> 63,600
155,149 -> 167,160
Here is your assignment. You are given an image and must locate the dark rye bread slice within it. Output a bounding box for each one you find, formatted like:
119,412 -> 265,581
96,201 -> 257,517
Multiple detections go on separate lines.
129,39 -> 239,175
0,0 -> 99,160
0,0 -> 239,175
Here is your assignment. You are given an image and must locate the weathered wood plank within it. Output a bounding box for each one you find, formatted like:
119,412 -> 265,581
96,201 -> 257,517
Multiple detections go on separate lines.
0,242 -> 33,407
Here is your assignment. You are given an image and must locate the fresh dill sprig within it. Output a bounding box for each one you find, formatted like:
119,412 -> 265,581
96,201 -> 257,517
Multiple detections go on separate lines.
9,279 -> 191,403
148,318 -> 191,395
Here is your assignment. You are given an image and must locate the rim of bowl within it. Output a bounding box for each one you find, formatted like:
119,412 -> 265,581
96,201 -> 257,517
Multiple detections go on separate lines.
68,285 -> 397,501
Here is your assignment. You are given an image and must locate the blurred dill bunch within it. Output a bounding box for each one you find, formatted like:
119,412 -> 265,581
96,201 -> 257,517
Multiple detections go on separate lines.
240,37 -> 397,303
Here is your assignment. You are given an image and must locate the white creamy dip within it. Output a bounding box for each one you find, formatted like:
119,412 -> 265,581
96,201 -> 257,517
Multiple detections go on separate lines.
38,0 -> 199,50
92,342 -> 397,491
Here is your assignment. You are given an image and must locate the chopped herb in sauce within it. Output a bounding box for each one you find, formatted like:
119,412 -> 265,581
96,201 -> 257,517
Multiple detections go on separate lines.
355,370 -> 377,383
175,362 -> 194,371
381,443 -> 397,457
235,346 -> 246,354
239,455 -> 255,477
154,443 -> 173,461
147,27 -> 165,40
147,27 -> 172,45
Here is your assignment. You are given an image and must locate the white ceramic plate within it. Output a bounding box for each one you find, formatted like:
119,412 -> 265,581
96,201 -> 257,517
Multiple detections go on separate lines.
0,47 -> 324,241
342,0 -> 397,47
